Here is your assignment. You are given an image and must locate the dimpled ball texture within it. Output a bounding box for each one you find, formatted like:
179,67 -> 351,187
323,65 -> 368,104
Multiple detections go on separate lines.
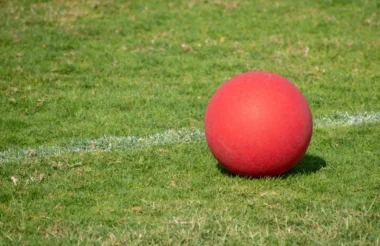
204,71 -> 313,177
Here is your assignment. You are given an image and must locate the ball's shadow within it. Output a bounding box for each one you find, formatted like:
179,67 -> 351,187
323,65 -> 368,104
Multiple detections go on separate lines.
281,154 -> 326,178
216,154 -> 326,179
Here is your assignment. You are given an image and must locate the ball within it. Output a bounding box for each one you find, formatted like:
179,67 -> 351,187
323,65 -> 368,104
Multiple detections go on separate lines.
204,71 -> 313,177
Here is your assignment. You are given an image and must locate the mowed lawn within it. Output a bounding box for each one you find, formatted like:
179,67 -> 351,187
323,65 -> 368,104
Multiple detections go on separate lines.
1,0 -> 380,245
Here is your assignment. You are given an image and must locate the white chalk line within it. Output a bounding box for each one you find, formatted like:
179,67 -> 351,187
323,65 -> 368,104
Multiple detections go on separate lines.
0,128 -> 205,164
1,111 -> 379,164
313,111 -> 380,128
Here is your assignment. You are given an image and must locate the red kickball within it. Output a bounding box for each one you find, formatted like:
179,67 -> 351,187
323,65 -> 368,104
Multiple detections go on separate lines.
204,71 -> 313,177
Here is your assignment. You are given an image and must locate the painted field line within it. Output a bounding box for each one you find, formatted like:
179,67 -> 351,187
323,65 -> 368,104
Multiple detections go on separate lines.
0,128 -> 205,164
1,111 -> 379,164
314,111 -> 380,128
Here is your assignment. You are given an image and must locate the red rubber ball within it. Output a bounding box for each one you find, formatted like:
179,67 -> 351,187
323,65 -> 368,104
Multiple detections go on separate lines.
204,71 -> 313,177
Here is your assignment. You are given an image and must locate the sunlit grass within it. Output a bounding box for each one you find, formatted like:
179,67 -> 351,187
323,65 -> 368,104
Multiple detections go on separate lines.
1,0 -> 379,244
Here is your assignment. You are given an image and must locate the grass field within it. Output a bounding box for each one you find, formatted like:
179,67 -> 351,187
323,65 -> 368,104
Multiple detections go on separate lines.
1,0 -> 380,245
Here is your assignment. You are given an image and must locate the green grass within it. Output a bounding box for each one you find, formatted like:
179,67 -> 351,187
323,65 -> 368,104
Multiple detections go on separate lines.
1,0 -> 380,245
